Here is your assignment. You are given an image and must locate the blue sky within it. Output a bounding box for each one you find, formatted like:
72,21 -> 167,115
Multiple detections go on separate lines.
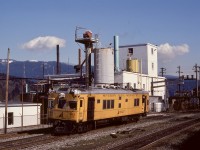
0,0 -> 200,76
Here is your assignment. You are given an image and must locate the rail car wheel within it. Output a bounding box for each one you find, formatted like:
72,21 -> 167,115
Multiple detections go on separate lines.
87,122 -> 94,131
77,124 -> 83,133
83,123 -> 89,132
134,115 -> 140,122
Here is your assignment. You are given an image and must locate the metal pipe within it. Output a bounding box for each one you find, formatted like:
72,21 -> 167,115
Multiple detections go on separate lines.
79,49 -> 81,65
85,47 -> 91,89
114,35 -> 119,72
56,45 -> 60,74
4,48 -> 10,134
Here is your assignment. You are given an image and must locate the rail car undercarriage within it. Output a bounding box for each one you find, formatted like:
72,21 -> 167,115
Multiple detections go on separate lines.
50,113 -> 146,134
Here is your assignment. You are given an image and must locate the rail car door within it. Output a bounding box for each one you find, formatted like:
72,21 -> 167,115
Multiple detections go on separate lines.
142,95 -> 147,114
79,98 -> 84,121
87,97 -> 95,121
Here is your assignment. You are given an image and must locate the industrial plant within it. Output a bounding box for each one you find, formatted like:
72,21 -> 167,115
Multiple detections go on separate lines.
1,27 -> 200,135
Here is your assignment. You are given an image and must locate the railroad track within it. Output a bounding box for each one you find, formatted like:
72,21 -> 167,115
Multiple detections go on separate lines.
107,117 -> 200,150
0,113 -> 199,149
0,134 -> 56,150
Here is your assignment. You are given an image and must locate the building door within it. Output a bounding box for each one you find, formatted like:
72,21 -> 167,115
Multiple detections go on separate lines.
87,97 -> 95,121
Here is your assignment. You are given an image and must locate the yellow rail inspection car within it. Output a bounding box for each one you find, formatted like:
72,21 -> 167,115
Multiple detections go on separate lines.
48,87 -> 149,134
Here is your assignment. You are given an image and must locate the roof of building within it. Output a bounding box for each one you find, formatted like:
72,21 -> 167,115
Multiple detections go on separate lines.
0,101 -> 42,107
119,43 -> 157,48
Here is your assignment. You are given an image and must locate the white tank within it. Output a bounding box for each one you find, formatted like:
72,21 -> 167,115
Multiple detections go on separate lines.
155,102 -> 163,112
94,48 -> 114,84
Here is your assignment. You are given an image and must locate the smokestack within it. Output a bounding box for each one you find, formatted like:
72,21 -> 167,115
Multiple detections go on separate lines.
56,45 -> 60,74
114,35 -> 119,72
79,48 -> 81,65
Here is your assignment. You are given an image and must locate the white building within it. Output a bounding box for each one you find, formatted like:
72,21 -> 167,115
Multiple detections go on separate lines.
115,43 -> 167,111
119,43 -> 158,77
0,102 -> 41,129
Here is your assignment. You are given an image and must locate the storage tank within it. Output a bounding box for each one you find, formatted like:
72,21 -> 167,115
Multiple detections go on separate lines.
155,102 -> 163,112
94,48 -> 114,84
126,59 -> 139,72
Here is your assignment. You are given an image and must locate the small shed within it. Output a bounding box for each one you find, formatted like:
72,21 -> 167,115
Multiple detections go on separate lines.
149,96 -> 166,112
0,102 -> 41,129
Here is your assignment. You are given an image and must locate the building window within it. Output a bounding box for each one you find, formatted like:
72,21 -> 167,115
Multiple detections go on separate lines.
151,48 -> 154,55
152,63 -> 154,70
143,84 -> 145,90
134,98 -> 140,106
128,48 -> 133,54
134,83 -> 136,89
8,112 -> 14,125
119,96 -> 121,100
97,99 -> 100,103
126,99 -> 128,102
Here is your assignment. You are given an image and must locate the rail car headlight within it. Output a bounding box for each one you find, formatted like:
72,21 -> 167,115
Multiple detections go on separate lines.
74,89 -> 81,95
59,93 -> 65,98
70,89 -> 81,95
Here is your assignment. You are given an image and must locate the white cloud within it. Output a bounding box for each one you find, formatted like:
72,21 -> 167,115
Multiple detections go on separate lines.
158,43 -> 189,63
22,36 -> 66,50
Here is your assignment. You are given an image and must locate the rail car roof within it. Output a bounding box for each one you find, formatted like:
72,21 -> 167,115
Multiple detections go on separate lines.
73,88 -> 149,95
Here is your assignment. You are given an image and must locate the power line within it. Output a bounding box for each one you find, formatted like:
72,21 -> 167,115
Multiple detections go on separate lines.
176,66 -> 183,96
160,67 -> 166,77
193,63 -> 200,97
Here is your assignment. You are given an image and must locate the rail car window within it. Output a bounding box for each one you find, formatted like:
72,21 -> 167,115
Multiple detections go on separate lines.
58,99 -> 66,109
48,99 -> 54,108
118,103 -> 121,108
103,100 -> 114,109
111,100 -> 114,108
80,100 -> 83,107
142,95 -> 146,103
134,98 -> 140,106
69,101 -> 77,110
107,100 -> 111,109
103,100 -> 106,109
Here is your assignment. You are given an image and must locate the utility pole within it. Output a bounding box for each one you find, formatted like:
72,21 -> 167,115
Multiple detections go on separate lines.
160,67 -> 166,77
5,48 -> 10,134
176,66 -> 183,96
199,66 -> 200,96
193,64 -> 199,97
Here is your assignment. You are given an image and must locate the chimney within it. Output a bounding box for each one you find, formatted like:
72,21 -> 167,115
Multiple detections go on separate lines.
114,35 -> 119,72
56,45 -> 60,74
79,48 -> 81,65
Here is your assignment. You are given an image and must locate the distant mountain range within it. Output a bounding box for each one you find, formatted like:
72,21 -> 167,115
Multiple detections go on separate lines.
0,59 -> 198,98
0,59 -> 76,78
